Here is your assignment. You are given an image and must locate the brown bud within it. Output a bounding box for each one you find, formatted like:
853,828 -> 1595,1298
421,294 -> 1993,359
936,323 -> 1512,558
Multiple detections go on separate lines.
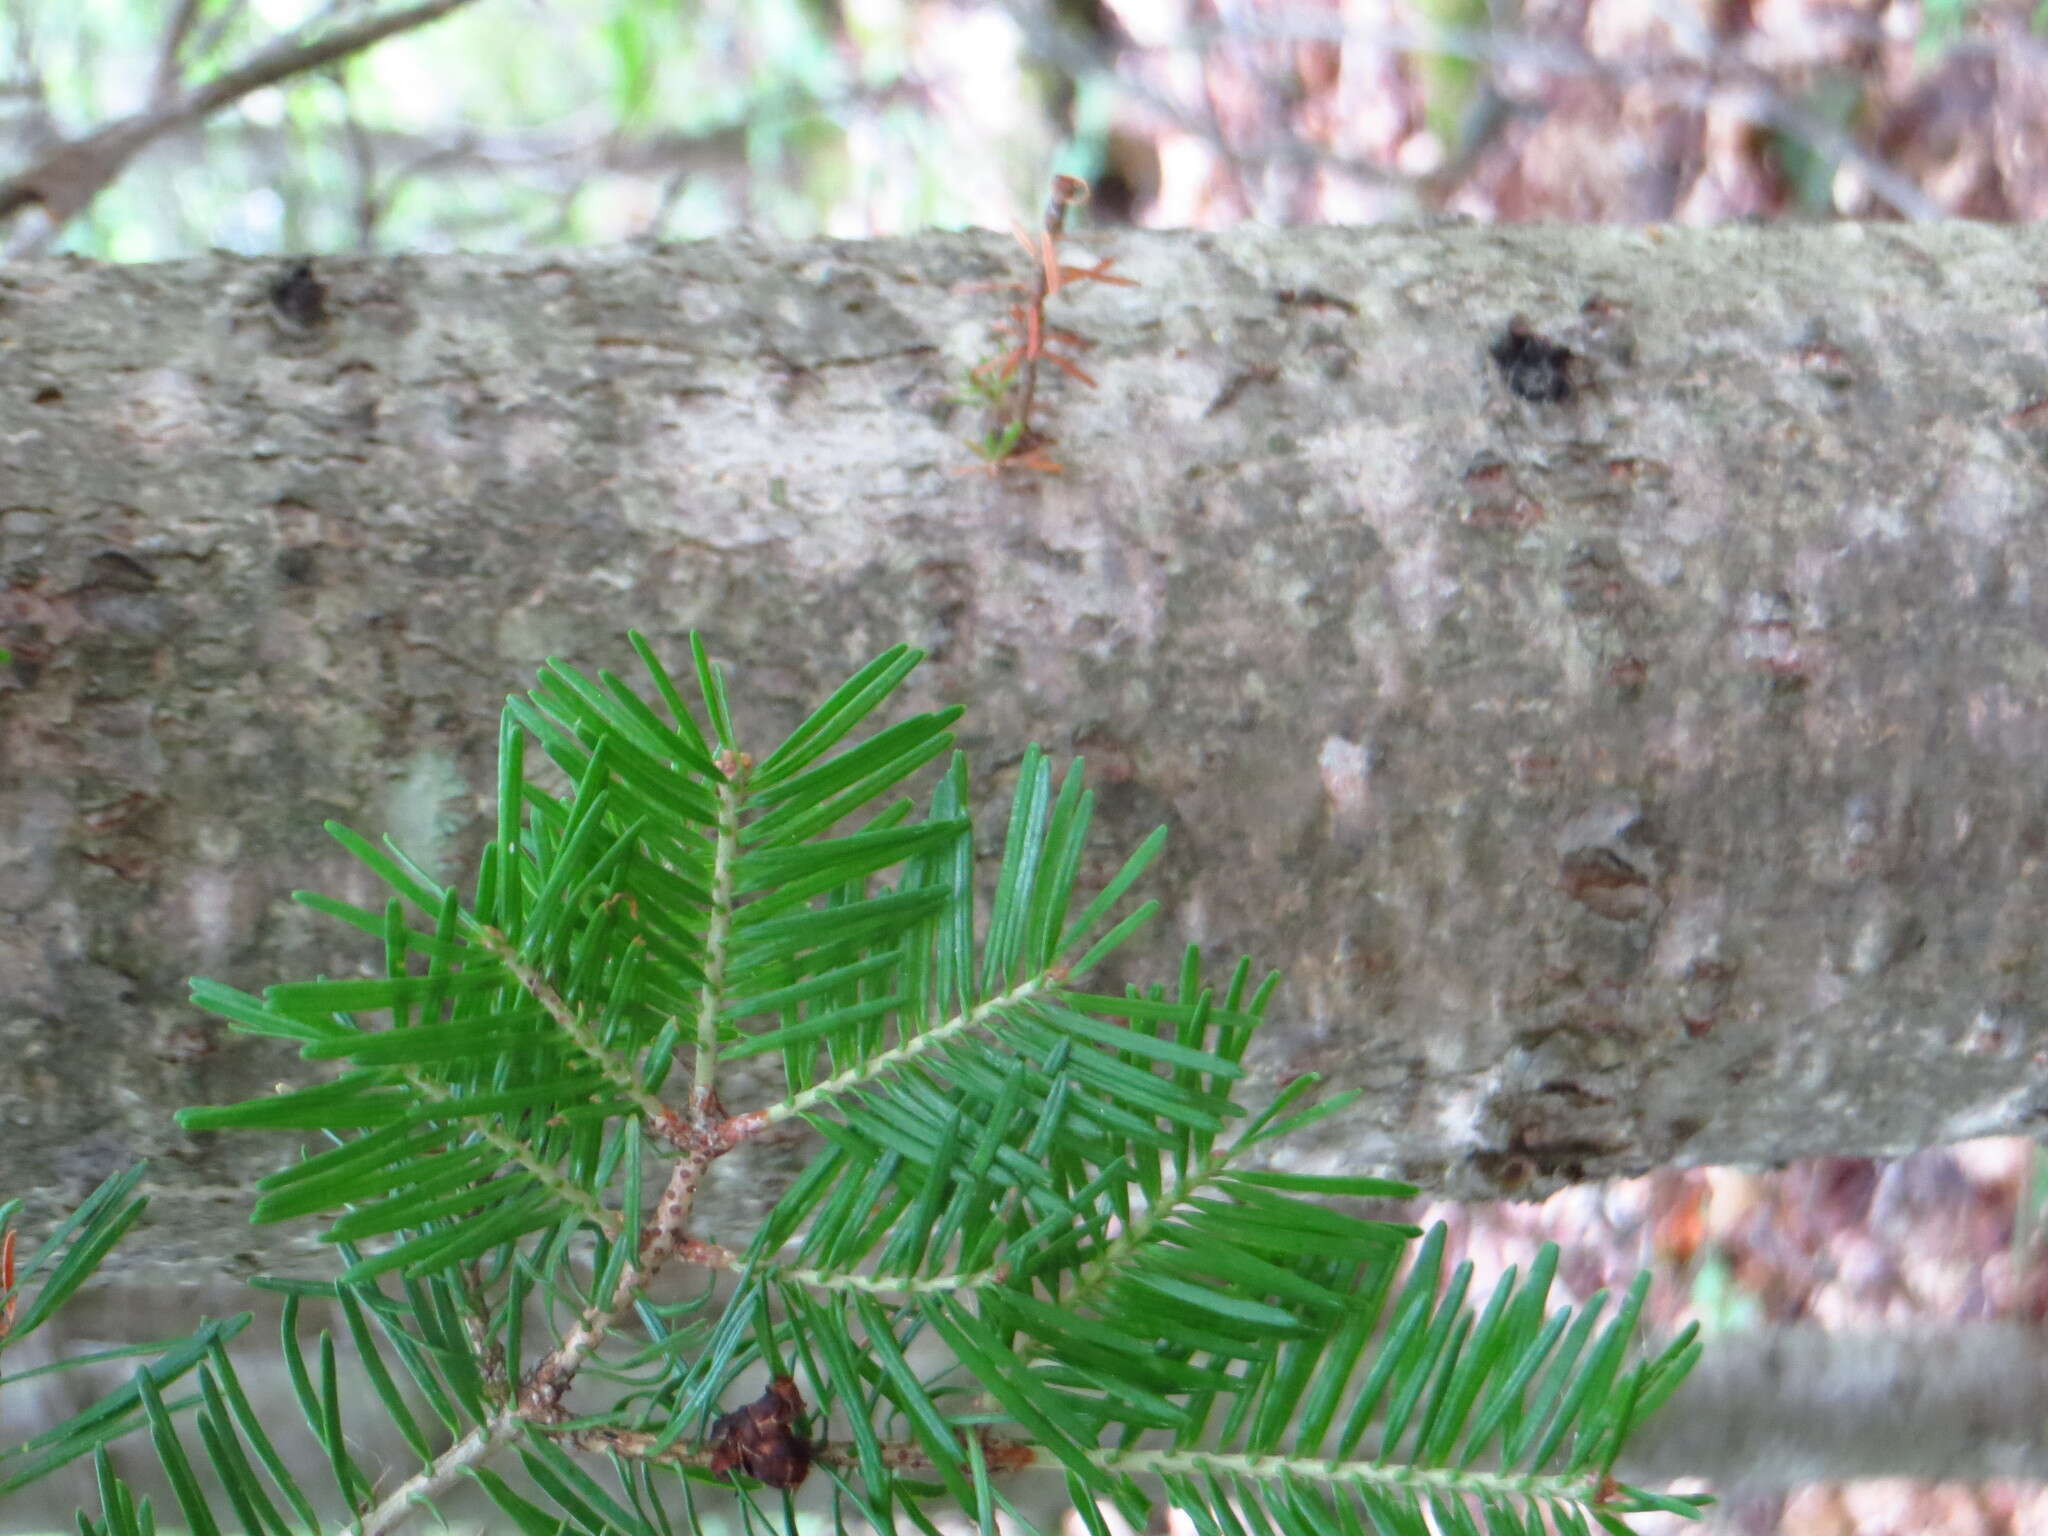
707,1376 -> 813,1490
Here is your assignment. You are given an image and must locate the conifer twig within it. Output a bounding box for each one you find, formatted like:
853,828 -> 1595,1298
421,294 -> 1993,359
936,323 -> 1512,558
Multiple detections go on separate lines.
51,635 -> 1703,1536
961,175 -> 1137,475
348,1096 -> 766,1535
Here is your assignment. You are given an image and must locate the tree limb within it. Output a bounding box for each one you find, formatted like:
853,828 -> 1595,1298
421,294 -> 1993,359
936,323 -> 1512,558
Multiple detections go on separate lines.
1621,1326 -> 2048,1490
5,222 -> 2048,1282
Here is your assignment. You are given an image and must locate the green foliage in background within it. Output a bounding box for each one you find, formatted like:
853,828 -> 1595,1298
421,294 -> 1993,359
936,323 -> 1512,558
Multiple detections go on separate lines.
1917,0 -> 2048,58
1411,0 -> 1488,158
1768,75 -> 1867,213
12,0 -> 2023,258
20,0 -> 964,260
0,636 -> 1705,1536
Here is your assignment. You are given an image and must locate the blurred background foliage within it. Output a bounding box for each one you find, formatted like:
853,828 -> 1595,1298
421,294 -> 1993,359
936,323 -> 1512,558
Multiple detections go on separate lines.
3,0 -> 2047,261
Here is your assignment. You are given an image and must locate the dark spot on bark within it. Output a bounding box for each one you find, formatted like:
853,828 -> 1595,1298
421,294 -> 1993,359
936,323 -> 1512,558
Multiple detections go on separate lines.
1558,847 -> 1658,922
1608,654 -> 1649,694
31,386 -> 61,405
1276,287 -> 1358,315
83,550 -> 158,593
1578,294 -> 1638,366
1206,365 -> 1280,416
1562,544 -> 1636,615
275,547 -> 318,584
1472,1150 -> 1536,1192
270,261 -> 328,330
1536,1078 -> 1615,1105
1491,317 -> 1575,404
1071,723 -> 1138,784
1461,455 -> 1545,530
1473,1126 -> 1620,1188
155,1021 -> 217,1065
1666,1116 -> 1706,1147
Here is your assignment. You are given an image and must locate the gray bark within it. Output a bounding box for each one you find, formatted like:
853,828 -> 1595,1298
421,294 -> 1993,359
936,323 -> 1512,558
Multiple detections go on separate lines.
4,223 -> 2048,1290
1622,1325 -> 2048,1492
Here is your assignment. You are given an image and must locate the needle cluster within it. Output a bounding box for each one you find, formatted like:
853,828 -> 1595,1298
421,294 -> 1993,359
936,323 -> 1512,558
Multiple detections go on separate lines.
0,634 -> 1705,1536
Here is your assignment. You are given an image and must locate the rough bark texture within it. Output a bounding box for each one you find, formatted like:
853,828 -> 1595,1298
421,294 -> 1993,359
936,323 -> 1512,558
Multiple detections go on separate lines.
5,223 -> 2048,1286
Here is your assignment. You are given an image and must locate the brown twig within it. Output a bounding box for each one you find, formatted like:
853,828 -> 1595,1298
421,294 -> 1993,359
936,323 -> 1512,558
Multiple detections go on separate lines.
962,175 -> 1138,476
349,1091 -> 768,1536
0,1225 -> 16,1345
150,0 -> 206,108
516,1099 -> 759,1425
549,1407 -> 1041,1485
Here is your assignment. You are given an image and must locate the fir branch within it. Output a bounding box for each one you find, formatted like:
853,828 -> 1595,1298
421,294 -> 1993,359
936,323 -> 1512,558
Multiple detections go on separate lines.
760,974 -> 1053,1125
395,1073 -> 619,1241
4,632 -> 1703,1536
691,749 -> 751,1111
473,926 -> 674,1128
348,1095 -> 770,1534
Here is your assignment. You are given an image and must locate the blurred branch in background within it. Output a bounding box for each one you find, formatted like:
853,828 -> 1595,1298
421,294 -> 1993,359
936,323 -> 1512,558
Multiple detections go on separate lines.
0,0 -> 482,257
4,0 -> 2043,258
1620,1325 -> 2048,1492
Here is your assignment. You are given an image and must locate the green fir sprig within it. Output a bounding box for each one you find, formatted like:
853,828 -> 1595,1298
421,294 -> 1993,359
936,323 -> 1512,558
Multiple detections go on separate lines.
0,634 -> 1705,1536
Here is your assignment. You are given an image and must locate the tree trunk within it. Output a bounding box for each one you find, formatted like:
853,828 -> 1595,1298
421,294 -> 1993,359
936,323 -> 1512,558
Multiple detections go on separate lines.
5,223 -> 2048,1286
